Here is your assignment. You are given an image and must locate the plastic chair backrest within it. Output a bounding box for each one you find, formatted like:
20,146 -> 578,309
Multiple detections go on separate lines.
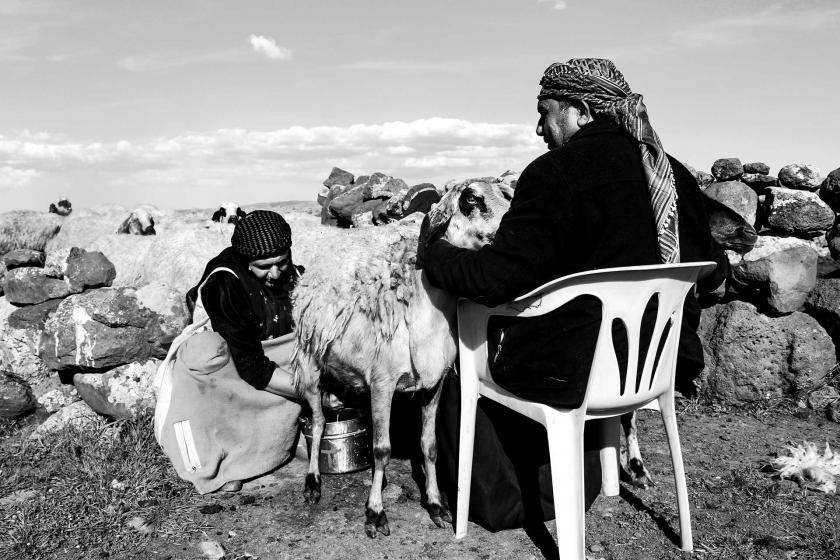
473,262 -> 715,416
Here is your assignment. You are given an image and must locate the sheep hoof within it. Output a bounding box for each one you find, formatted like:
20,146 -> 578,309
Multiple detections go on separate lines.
425,503 -> 452,528
303,473 -> 321,503
627,458 -> 654,489
364,508 -> 390,538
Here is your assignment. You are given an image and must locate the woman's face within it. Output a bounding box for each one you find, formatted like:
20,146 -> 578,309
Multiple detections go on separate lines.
248,250 -> 291,287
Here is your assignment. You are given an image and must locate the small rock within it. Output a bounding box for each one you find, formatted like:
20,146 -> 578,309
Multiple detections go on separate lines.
744,162 -> 770,175
741,173 -> 777,193
64,247 -> 116,291
44,247 -> 73,279
3,267 -> 76,306
695,170 -> 715,189
2,249 -> 45,270
198,540 -> 226,560
199,504 -> 225,514
588,542 -> 605,553
808,386 -> 840,411
382,484 -> 403,502
238,495 -> 256,506
778,164 -> 823,191
0,373 -> 35,419
323,167 -> 355,189
36,385 -> 80,413
712,158 -> 744,181
31,400 -> 102,438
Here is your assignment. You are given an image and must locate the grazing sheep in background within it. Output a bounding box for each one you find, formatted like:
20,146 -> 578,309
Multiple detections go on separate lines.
211,201 -> 247,224
291,181 -> 511,538
116,208 -> 156,235
48,197 -> 73,216
0,211 -> 64,254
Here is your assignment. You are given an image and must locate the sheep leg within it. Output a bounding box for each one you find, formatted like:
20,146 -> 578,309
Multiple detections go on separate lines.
419,379 -> 451,528
365,377 -> 397,538
303,386 -> 324,503
620,411 -> 653,488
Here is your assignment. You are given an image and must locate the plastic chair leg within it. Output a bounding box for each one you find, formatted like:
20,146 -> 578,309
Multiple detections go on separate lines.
659,396 -> 693,552
545,413 -> 586,560
596,417 -> 621,496
454,377 -> 479,539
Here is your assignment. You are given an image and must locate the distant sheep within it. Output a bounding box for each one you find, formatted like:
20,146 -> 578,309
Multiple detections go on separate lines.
291,181 -> 511,538
211,202 -> 246,225
117,208 -> 156,236
48,197 -> 72,216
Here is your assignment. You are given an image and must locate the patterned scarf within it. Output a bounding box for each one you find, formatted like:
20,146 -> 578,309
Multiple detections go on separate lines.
539,58 -> 680,264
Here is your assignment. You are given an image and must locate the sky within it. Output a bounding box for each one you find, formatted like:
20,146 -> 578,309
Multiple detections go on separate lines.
1,0 -> 839,211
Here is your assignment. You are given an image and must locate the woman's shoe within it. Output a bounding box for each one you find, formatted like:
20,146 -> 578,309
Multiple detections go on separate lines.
219,480 -> 243,493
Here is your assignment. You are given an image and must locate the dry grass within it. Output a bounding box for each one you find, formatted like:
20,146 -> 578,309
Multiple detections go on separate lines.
0,211 -> 64,254
0,415 -> 206,560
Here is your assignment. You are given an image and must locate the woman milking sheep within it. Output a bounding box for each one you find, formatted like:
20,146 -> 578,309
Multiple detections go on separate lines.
158,210 -> 340,494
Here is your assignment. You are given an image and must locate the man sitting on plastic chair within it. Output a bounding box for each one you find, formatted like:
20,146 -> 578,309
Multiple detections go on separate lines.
419,58 -> 727,546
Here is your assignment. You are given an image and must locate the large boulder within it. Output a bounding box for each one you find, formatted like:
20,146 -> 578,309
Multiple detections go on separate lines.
819,167 -> 840,213
2,249 -> 45,270
0,297 -> 55,384
826,217 -> 840,260
38,285 -> 189,372
73,360 -> 158,419
777,164 -> 823,191
328,185 -> 366,223
2,267 -> 76,306
729,235 -> 818,314
0,373 -> 36,419
703,181 -> 759,226
711,158 -> 743,182
698,300 -> 835,404
764,187 -> 834,237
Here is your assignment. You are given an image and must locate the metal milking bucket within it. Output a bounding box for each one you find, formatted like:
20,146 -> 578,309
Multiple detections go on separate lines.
300,408 -> 372,474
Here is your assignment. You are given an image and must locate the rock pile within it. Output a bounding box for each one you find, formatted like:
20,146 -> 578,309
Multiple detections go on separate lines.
692,158 -> 840,415
0,245 -> 189,432
317,167 -> 442,227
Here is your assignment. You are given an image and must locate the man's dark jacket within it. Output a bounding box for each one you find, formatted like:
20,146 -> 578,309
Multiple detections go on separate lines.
424,119 -> 726,406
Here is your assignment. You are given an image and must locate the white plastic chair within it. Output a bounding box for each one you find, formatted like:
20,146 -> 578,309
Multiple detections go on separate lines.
455,262 -> 716,559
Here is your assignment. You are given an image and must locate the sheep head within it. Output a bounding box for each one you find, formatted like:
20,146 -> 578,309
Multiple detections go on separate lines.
417,181 -> 510,266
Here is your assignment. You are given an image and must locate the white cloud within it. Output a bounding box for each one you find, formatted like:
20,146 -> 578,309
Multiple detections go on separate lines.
0,165 -> 39,189
0,119 -> 543,194
537,0 -> 568,10
249,34 -> 292,60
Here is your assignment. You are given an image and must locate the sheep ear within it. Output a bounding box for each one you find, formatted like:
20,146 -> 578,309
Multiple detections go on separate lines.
237,207 -> 247,219
417,208 -> 452,268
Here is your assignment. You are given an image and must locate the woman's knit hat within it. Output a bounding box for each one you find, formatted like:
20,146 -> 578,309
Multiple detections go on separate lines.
231,210 -> 292,259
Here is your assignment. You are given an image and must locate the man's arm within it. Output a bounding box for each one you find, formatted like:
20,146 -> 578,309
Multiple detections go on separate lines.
422,162 -> 572,306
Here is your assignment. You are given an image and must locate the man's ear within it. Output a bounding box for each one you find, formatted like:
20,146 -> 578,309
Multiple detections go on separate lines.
576,100 -> 593,126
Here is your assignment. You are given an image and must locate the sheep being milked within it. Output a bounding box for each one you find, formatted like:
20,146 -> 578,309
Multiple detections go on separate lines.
291,180 -> 511,537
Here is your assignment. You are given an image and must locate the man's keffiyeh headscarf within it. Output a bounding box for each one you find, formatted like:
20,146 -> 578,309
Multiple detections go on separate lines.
539,58 -> 680,264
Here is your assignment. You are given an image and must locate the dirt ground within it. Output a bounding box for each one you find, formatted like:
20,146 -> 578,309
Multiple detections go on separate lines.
106,403 -> 840,560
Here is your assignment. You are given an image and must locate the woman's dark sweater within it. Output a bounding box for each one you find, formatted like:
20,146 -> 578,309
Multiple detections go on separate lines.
186,247 -> 299,389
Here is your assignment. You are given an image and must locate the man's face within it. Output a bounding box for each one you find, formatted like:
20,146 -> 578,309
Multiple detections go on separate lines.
248,250 -> 291,287
536,98 -> 581,150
